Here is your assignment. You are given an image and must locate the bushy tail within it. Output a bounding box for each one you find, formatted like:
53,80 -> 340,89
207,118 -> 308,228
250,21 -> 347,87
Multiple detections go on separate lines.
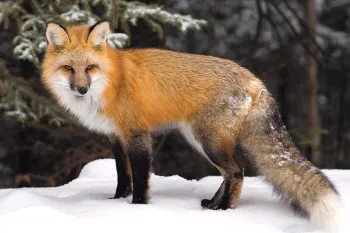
238,89 -> 342,232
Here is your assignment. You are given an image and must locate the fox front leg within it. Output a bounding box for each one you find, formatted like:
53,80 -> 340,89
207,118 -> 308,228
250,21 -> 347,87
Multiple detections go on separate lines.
125,132 -> 152,204
109,135 -> 133,199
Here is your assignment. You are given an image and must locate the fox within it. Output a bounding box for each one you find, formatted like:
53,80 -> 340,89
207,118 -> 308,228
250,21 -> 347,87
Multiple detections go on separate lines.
41,20 -> 341,232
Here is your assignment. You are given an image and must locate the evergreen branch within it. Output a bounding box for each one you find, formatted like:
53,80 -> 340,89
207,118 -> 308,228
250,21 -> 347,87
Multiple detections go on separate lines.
29,0 -> 45,18
122,2 -> 207,33
0,61 -> 76,127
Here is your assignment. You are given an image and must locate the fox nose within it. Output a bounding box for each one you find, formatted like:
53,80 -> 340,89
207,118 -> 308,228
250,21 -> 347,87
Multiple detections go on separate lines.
77,86 -> 88,95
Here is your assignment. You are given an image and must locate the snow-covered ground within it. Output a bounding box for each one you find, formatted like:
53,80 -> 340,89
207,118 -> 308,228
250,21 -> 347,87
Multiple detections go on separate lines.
0,159 -> 349,233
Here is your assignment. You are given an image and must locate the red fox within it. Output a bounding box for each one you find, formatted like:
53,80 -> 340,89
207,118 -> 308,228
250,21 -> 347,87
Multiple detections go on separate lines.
41,20 -> 341,232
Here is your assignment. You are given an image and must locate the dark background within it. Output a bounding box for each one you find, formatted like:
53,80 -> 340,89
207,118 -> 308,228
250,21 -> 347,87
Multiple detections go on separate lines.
0,0 -> 349,188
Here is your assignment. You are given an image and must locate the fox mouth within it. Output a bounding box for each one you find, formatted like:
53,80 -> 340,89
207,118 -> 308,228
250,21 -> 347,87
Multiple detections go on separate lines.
73,93 -> 85,98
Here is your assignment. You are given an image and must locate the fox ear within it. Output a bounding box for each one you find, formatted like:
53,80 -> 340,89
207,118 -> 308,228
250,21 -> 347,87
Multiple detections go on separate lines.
87,20 -> 110,46
46,22 -> 69,46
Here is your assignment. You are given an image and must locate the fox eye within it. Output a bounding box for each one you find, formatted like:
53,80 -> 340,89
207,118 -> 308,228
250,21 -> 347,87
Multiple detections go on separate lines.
65,65 -> 73,71
86,65 -> 94,71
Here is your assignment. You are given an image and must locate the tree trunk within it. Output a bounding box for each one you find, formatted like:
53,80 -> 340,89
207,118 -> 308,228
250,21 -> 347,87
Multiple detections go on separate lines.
302,0 -> 321,165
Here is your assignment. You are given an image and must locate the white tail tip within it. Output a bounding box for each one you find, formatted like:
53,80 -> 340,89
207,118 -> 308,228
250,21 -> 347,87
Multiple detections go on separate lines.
310,192 -> 343,232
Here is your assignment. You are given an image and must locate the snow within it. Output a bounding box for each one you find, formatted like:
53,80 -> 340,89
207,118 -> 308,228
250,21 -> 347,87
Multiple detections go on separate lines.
60,5 -> 97,25
38,41 -> 47,49
107,33 -> 129,48
123,4 -> 206,32
0,159 -> 349,233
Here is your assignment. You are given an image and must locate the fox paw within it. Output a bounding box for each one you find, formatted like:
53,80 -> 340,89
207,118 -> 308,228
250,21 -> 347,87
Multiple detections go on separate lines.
201,198 -> 234,210
131,197 -> 148,204
111,185 -> 132,199
201,199 -> 219,210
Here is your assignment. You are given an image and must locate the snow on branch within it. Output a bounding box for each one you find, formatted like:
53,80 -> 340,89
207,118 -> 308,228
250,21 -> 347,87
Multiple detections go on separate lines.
108,33 -> 129,48
13,15 -> 46,67
60,5 -> 97,24
122,2 -> 207,33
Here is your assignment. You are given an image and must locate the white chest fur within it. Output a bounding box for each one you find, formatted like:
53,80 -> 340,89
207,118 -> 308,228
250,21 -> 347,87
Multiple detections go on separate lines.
51,77 -> 116,135
64,96 -> 115,135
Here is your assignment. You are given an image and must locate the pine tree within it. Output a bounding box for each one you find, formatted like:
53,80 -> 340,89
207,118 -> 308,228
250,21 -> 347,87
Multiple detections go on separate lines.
0,0 -> 207,126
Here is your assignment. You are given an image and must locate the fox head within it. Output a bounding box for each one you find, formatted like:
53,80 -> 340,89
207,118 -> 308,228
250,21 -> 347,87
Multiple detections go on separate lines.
41,20 -> 112,100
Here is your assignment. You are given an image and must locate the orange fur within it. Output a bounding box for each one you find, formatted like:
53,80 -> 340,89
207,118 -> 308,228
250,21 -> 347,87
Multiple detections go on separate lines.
101,47 -> 218,136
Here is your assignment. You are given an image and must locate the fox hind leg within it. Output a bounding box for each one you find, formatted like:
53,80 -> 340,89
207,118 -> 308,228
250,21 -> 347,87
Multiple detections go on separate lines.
199,139 -> 244,210
201,180 -> 225,209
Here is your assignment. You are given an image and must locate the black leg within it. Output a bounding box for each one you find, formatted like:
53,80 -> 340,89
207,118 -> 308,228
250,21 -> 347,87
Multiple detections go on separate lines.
125,132 -> 152,204
200,143 -> 243,210
201,180 -> 226,209
110,137 -> 132,199
217,171 -> 244,210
